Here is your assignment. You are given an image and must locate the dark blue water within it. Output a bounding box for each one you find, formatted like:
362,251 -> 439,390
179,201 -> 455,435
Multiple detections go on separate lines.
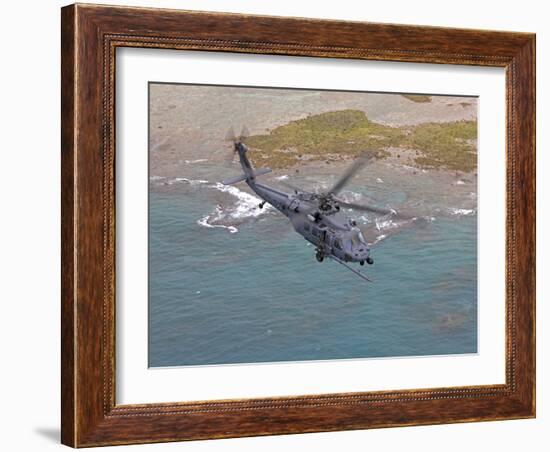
148,172 -> 477,367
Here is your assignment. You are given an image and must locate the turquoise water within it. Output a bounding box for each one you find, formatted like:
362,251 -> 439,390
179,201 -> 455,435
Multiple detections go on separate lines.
148,167 -> 477,367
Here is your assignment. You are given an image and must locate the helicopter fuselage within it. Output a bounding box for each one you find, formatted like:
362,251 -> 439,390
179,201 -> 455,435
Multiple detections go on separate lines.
231,142 -> 372,265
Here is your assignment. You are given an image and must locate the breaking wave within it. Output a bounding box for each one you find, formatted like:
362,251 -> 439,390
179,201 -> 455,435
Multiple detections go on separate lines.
210,183 -> 271,219
371,234 -> 387,245
449,208 -> 475,216
197,182 -> 273,233
363,214 -> 435,245
198,207 -> 239,234
375,217 -> 401,231
151,177 -> 209,186
174,177 -> 209,186
154,174 -> 474,237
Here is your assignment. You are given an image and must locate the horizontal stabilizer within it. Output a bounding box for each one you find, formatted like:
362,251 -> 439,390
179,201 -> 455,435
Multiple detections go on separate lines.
222,174 -> 248,185
222,168 -> 272,185
252,167 -> 272,177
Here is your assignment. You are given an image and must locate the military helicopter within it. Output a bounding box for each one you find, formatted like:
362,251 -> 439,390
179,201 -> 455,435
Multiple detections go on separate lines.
222,127 -> 404,282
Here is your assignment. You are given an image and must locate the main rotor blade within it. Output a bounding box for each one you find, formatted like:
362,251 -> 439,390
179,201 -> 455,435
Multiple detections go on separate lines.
336,200 -> 395,215
224,149 -> 237,166
326,153 -> 373,196
278,180 -> 305,193
239,125 -> 250,141
223,127 -> 238,165
225,126 -> 236,142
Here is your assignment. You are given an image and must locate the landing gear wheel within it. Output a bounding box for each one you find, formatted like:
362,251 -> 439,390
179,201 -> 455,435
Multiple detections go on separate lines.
315,251 -> 324,262
360,260 -> 365,266
366,257 -> 374,265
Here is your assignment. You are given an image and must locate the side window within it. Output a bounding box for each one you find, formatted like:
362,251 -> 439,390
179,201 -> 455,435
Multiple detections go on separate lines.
312,228 -> 319,237
334,239 -> 343,250
304,223 -> 310,232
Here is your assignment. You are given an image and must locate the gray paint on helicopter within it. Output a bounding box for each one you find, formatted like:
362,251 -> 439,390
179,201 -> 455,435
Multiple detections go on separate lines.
222,129 -> 408,282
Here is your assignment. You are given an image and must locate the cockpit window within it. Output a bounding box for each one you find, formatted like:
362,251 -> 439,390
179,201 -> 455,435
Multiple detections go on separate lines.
350,228 -> 367,246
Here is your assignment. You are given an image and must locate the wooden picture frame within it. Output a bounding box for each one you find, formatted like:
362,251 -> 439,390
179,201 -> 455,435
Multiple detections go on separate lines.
61,3 -> 535,447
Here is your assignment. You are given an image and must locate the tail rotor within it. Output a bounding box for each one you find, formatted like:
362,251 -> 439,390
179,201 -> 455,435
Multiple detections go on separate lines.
221,125 -> 272,185
224,126 -> 250,165
239,125 -> 249,142
224,126 -> 237,143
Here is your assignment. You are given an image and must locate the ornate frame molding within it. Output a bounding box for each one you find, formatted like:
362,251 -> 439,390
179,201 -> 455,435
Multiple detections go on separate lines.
62,4 -> 535,447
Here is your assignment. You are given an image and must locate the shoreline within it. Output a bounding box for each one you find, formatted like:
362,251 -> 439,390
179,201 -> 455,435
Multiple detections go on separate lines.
149,86 -> 478,182
149,151 -> 477,199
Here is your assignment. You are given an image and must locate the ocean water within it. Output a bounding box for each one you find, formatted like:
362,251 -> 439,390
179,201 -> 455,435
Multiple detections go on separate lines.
148,161 -> 477,367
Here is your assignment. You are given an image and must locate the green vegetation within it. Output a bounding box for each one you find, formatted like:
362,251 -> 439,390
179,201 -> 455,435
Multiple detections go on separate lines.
245,110 -> 398,169
401,94 -> 432,103
244,110 -> 477,172
407,121 -> 477,172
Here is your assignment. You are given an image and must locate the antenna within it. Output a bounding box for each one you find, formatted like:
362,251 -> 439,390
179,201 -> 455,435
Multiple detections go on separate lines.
328,255 -> 372,283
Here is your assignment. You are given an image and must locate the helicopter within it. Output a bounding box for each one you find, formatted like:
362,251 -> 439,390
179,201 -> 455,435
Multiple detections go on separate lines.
222,127 -> 406,282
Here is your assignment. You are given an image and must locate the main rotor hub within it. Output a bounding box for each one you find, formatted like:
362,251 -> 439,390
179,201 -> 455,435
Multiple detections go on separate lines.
317,194 -> 340,214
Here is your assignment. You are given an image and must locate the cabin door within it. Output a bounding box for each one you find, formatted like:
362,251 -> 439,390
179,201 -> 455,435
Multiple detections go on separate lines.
324,231 -> 333,248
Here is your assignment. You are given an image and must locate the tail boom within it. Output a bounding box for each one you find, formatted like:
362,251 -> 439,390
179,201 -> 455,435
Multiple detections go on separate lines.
222,142 -> 271,185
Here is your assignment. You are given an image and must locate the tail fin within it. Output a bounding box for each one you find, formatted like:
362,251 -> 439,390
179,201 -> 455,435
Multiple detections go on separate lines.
222,168 -> 272,185
223,142 -> 271,185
